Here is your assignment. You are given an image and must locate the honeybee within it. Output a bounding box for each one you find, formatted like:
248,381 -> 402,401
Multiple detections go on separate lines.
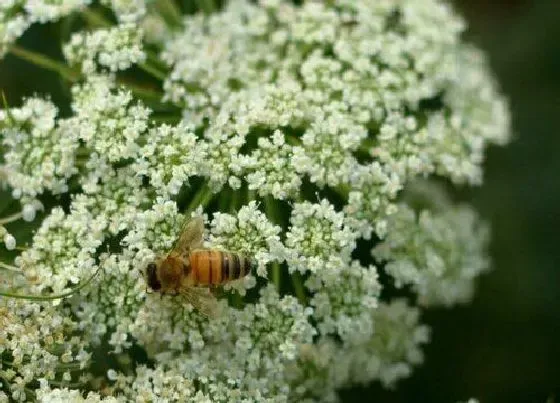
144,217 -> 252,316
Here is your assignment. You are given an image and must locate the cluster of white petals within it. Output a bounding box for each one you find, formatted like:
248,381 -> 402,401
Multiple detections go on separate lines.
0,98 -> 78,200
64,24 -> 145,74
0,0 -> 511,401
127,286 -> 315,402
100,0 -> 147,24
285,200 -> 357,274
0,0 -> 91,56
0,299 -> 90,402
70,75 -> 151,162
373,200 -> 490,307
241,130 -> 302,200
134,123 -> 207,197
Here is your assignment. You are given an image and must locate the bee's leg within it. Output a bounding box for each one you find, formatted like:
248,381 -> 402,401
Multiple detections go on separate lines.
209,286 -> 221,298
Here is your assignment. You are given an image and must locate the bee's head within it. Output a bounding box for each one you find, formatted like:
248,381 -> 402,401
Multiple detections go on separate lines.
145,262 -> 161,291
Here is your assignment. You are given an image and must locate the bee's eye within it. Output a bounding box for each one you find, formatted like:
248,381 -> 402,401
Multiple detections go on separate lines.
147,263 -> 157,274
146,263 -> 161,290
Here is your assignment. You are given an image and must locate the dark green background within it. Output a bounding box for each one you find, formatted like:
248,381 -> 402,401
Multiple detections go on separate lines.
1,1 -> 559,402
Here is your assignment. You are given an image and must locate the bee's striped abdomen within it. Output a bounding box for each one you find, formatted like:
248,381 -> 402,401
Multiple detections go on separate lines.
189,250 -> 251,286
221,252 -> 252,281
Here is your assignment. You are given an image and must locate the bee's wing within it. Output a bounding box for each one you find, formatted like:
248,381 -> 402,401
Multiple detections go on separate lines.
171,216 -> 205,256
181,287 -> 220,318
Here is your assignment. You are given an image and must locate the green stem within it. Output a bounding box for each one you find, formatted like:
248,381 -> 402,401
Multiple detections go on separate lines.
218,188 -> 231,212
0,261 -> 22,273
25,389 -> 36,400
138,62 -> 167,81
264,196 -> 283,291
143,48 -> 169,75
54,362 -> 87,370
185,183 -> 214,215
358,137 -> 377,156
0,266 -> 100,301
271,262 -> 281,291
117,79 -> 164,102
76,146 -> 90,157
145,49 -> 165,68
81,8 -> 112,28
230,291 -> 243,309
150,114 -> 182,124
8,45 -> 79,82
291,271 -> 307,305
285,134 -> 302,146
334,184 -> 350,199
247,189 -> 256,204
1,357 -> 85,371
48,380 -> 83,388
264,196 -> 281,224
196,0 -> 216,14
0,211 -> 22,225
229,191 -> 239,214
157,0 -> 183,26
1,92 -> 15,125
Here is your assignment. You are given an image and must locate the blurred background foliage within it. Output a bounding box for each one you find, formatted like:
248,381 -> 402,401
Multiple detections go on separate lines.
0,0 -> 559,402
344,1 -> 560,401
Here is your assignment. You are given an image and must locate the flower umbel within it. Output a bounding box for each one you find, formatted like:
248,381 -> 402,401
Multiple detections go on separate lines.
0,0 -> 510,401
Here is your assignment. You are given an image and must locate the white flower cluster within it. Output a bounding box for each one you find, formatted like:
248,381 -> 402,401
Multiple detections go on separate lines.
160,0 -> 509,238
126,286 -> 315,402
288,300 -> 429,402
373,201 -> 490,307
100,0 -> 147,24
70,75 -> 151,162
0,299 -> 90,402
0,226 -> 16,251
0,98 -> 78,200
16,206 -> 99,294
285,200 -> 357,274
36,384 -> 118,403
241,130 -> 302,200
0,0 -> 90,57
307,260 -> 381,345
0,0 -> 511,401
64,24 -> 145,74
134,123 -> 207,197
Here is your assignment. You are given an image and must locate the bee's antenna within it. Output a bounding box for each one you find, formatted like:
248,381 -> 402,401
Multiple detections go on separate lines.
0,266 -> 101,301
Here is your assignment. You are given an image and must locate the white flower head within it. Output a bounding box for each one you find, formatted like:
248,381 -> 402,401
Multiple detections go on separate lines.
69,75 -> 151,162
64,24 -> 145,74
1,97 -> 79,198
241,129 -> 302,200
0,0 -> 511,400
373,202 -> 490,307
135,122 -> 208,197
285,200 -> 357,274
